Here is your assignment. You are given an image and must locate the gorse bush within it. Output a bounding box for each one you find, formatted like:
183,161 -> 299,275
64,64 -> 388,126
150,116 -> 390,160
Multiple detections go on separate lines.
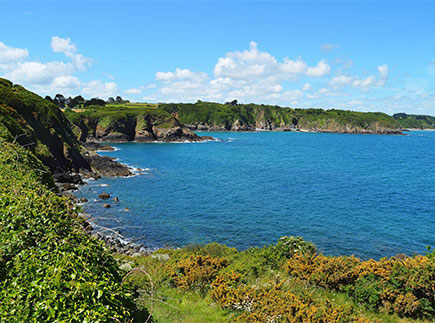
0,137 -> 144,322
210,271 -> 367,322
168,255 -> 228,291
284,251 -> 435,318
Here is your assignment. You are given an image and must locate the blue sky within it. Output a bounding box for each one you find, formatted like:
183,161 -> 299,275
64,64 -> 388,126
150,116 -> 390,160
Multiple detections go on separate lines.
1,1 -> 435,115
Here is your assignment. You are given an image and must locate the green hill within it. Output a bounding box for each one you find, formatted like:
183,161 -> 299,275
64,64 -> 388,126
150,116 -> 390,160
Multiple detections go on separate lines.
159,101 -> 435,133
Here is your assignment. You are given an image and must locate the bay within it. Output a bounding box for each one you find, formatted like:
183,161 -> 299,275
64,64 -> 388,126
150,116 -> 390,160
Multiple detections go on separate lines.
76,131 -> 435,259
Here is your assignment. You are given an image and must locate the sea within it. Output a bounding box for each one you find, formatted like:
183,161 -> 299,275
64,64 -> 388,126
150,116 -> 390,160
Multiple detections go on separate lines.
75,131 -> 435,260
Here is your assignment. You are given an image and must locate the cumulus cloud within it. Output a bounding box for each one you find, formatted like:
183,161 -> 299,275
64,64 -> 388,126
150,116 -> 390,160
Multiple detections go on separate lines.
156,68 -> 208,83
50,36 -> 91,71
0,41 -> 29,63
328,64 -> 389,92
329,75 -> 354,87
305,59 -> 331,77
0,37 -> 94,96
82,80 -> 118,99
153,41 -> 332,104
51,36 -> 76,54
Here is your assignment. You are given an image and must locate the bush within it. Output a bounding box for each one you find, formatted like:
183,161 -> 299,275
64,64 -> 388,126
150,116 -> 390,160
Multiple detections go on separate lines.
0,139 -> 144,321
168,255 -> 227,291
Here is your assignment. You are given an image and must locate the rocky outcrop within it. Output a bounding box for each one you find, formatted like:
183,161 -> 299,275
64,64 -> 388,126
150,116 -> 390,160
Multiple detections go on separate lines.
0,78 -> 134,187
68,109 -> 205,143
82,150 -> 132,177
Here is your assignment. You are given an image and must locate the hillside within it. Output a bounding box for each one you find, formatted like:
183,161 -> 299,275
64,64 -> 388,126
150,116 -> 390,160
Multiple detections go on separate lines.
64,105 -> 203,142
159,101 -> 435,134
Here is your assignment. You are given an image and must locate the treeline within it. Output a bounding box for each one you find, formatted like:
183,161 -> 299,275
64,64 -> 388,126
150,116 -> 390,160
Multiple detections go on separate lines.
45,94 -> 130,109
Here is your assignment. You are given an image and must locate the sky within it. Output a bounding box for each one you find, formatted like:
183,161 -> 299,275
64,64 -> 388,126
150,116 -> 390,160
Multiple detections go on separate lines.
1,1 -> 435,115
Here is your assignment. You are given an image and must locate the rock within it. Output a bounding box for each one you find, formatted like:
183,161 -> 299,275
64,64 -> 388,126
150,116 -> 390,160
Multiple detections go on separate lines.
103,203 -> 111,208
79,198 -> 88,203
83,151 -> 132,177
113,197 -> 119,202
99,193 -> 111,199
124,207 -> 131,212
53,172 -> 84,184
82,141 -> 115,151
200,135 -> 215,141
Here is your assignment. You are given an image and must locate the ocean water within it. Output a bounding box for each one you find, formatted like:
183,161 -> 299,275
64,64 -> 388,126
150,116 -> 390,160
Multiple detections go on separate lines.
76,131 -> 435,259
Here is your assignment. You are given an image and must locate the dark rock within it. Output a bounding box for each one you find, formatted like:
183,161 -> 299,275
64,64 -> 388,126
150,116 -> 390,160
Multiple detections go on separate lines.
53,172 -> 84,184
99,193 -> 111,199
83,151 -> 132,177
113,197 -> 119,202
79,198 -> 88,203
58,183 -> 79,191
82,141 -> 115,151
103,203 -> 111,208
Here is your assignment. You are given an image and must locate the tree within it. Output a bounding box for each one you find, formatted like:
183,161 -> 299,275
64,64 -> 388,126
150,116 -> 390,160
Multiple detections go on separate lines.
45,95 -> 53,103
53,94 -> 66,107
225,99 -> 238,106
84,98 -> 106,108
115,96 -> 122,103
68,96 -> 82,108
107,97 -> 115,103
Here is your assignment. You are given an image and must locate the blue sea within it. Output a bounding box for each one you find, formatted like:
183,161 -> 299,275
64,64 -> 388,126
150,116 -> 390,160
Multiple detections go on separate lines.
76,131 -> 435,260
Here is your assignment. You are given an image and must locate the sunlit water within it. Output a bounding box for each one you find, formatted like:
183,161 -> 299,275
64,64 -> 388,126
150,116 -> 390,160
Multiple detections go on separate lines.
75,131 -> 435,259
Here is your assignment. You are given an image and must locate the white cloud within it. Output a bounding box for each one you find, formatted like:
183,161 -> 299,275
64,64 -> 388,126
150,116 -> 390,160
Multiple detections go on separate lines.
329,64 -> 389,92
52,75 -> 81,89
329,75 -> 354,87
0,41 -> 28,63
50,36 -> 91,71
305,59 -> 331,77
153,42 -> 333,104
280,57 -> 307,76
352,75 -> 376,92
156,68 -> 208,83
377,64 -> 388,86
51,36 -> 76,54
0,37 -> 95,96
82,80 -> 118,99
5,61 -> 74,85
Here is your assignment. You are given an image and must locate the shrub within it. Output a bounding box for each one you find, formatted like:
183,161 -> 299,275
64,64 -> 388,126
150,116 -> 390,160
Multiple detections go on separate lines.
168,255 -> 227,290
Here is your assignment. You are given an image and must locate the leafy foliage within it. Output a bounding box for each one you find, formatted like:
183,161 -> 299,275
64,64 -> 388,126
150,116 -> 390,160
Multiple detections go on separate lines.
0,138 -> 145,322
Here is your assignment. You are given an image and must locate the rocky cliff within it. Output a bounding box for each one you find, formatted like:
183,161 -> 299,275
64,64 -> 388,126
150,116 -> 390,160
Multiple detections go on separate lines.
0,78 -> 131,185
159,102 -> 426,134
65,106 -> 204,142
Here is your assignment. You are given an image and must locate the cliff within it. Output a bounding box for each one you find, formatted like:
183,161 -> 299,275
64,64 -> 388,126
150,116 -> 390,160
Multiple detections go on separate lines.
159,101 -> 435,134
64,105 -> 203,142
0,78 -> 132,184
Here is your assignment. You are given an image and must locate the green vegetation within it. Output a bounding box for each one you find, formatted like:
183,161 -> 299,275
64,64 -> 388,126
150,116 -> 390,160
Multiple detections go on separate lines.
393,113 -> 435,129
120,237 -> 434,322
0,78 -> 88,173
159,101 -> 435,132
0,133 -> 147,321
